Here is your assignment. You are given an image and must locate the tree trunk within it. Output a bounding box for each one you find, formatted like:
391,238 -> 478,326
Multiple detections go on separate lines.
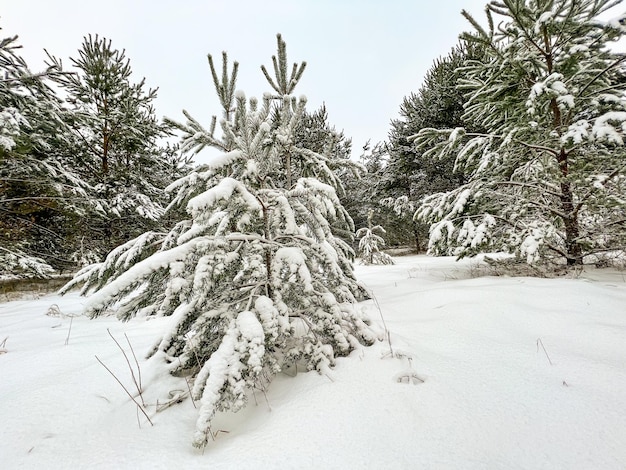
544,34 -> 582,265
413,224 -> 420,254
560,181 -> 582,266
285,151 -> 292,189
102,96 -> 110,175
557,149 -> 582,266
261,202 -> 274,298
102,132 -> 109,174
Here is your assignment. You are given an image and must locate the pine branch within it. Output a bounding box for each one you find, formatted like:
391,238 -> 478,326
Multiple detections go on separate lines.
574,162 -> 626,213
261,34 -> 306,96
462,8 -> 491,41
491,190 -> 569,218
577,55 -> 626,98
491,180 -> 563,198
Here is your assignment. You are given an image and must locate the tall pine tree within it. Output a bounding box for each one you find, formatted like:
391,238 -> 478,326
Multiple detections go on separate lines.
47,35 -> 173,260
415,0 -> 626,266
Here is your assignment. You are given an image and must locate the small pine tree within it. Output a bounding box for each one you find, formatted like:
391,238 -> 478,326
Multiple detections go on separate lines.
356,210 -> 394,265
62,34 -> 377,448
342,141 -> 393,244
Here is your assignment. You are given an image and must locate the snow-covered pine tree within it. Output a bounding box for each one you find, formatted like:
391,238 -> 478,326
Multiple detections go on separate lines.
414,0 -> 626,266
62,34 -> 377,448
341,141 -> 391,243
290,104 -> 371,249
357,210 -> 394,265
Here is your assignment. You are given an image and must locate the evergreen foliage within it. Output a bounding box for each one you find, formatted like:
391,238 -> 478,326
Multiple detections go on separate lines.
47,35 -> 176,261
383,41 -> 483,251
292,104 -> 368,245
294,104 -> 357,184
63,34 -> 377,448
1,29 -> 184,277
415,0 -> 626,266
0,29 -> 93,276
342,141 -> 399,245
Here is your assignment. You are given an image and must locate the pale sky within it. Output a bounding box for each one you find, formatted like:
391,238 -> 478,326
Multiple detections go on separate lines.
2,0 -> 488,161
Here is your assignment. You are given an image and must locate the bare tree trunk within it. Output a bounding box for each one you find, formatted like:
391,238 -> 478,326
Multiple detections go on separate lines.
102,96 -> 110,175
560,181 -> 582,266
102,131 -> 109,174
262,202 -> 274,298
544,26 -> 583,266
557,148 -> 582,266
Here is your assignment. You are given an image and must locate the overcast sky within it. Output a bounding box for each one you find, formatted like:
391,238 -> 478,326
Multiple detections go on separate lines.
2,0 -> 489,161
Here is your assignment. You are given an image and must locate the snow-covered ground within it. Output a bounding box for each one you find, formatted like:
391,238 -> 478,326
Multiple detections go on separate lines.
1,255 -> 625,469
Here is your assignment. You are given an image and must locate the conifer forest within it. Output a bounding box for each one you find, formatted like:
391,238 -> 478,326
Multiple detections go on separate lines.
2,0 -> 626,455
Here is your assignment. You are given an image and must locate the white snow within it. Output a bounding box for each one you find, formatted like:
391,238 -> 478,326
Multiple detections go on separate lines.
2,255 -> 626,468
206,149 -> 243,170
526,73 -> 576,115
0,107 -> 25,150
448,127 -> 465,143
0,134 -> 16,151
606,13 -> 626,33
520,232 -> 541,264
450,188 -> 472,217
593,111 -> 626,144
192,321 -> 238,446
556,93 -> 574,110
272,247 -> 313,291
187,176 -> 262,217
569,44 -> 589,54
83,237 -> 209,315
562,119 -> 591,144
236,310 -> 264,342
534,10 -> 555,34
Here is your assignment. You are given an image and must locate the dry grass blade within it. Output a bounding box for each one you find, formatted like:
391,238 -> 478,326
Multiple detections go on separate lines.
124,332 -> 143,401
537,338 -> 553,365
107,329 -> 145,406
368,289 -> 393,357
95,355 -> 154,427
64,316 -> 73,346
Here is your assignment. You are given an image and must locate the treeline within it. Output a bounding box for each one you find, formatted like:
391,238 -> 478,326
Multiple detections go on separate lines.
1,29 -> 358,278
4,0 -> 626,279
351,0 -> 626,268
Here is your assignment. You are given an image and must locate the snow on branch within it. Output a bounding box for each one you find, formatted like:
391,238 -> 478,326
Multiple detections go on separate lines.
187,177 -> 262,219
592,111 -> 626,144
